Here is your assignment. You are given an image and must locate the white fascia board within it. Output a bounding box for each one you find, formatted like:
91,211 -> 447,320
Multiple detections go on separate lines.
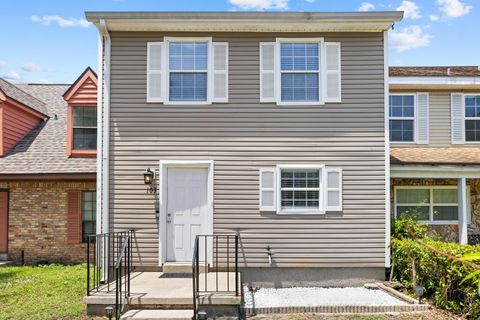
390,76 -> 480,85
391,164 -> 480,178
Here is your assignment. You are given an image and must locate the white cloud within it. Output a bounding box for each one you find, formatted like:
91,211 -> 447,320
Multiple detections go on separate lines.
0,61 -> 6,69
436,0 -> 472,18
3,71 -> 21,81
397,1 -> 422,19
229,0 -> 288,10
429,14 -> 440,21
358,2 -> 375,11
21,63 -> 43,72
31,15 -> 91,28
390,25 -> 432,52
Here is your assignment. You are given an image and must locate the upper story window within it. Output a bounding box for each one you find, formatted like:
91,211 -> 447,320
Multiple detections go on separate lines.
280,43 -> 320,103
168,42 -> 208,102
465,95 -> 480,142
389,95 -> 415,142
73,106 -> 97,151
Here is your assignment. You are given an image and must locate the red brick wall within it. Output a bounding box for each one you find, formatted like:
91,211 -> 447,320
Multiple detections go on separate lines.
2,180 -> 95,264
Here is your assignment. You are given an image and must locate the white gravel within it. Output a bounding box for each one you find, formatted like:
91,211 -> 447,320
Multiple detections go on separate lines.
244,287 -> 408,308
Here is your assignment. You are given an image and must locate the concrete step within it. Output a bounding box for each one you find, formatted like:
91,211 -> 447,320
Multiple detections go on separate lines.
162,262 -> 207,274
120,309 -> 193,320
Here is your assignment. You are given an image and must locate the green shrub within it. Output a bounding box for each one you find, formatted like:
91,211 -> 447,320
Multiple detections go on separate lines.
391,212 -> 428,240
391,238 -> 480,318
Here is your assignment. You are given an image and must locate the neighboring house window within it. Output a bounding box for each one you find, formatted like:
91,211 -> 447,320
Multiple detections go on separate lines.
73,107 -> 97,150
389,95 -> 415,142
82,191 -> 96,242
168,41 -> 208,102
465,95 -> 480,142
395,186 -> 469,224
280,42 -> 320,103
280,167 -> 322,212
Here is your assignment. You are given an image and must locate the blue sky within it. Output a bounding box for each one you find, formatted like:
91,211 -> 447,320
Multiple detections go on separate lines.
0,0 -> 477,83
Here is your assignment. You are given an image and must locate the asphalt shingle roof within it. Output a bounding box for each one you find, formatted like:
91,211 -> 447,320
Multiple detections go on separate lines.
391,147 -> 480,165
390,66 -> 480,77
0,78 -> 49,116
0,84 -> 96,174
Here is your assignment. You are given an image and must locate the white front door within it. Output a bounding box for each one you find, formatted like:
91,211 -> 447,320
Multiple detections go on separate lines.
166,167 -> 209,262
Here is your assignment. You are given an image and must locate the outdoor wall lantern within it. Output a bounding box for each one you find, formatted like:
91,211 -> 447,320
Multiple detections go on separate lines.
104,306 -> 113,320
143,168 -> 157,194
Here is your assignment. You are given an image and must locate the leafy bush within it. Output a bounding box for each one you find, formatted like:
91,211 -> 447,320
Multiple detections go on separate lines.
391,238 -> 480,318
391,211 -> 428,240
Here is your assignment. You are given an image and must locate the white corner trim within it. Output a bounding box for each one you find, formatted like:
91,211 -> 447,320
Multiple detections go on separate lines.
383,30 -> 391,268
158,160 -> 214,265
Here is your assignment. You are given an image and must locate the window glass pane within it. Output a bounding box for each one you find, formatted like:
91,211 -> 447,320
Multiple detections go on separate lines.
280,43 -> 318,71
465,120 -> 480,141
73,107 -> 97,127
73,128 -> 97,150
397,189 -> 429,204
281,73 -> 318,102
281,169 -> 320,210
433,188 -> 458,204
397,205 -> 430,220
389,95 -> 414,117
82,191 -> 96,242
389,120 -> 414,142
433,206 -> 458,221
169,73 -> 207,101
169,42 -> 208,71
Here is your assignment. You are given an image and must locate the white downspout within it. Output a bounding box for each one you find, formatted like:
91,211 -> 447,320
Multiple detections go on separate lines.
384,30 -> 391,268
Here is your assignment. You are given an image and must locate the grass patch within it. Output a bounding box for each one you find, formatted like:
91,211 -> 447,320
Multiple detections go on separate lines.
0,264 -> 90,320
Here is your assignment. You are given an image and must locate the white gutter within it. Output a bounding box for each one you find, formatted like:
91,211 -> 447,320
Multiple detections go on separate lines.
390,76 -> 480,85
383,30 -> 391,269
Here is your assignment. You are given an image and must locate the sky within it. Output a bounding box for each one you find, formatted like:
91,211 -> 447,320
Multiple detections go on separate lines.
0,0 -> 478,84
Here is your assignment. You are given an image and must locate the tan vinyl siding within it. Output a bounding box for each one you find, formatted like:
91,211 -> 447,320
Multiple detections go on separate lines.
109,32 -> 386,267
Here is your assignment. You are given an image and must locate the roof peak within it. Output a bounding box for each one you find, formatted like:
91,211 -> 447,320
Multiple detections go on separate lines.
0,77 -> 49,116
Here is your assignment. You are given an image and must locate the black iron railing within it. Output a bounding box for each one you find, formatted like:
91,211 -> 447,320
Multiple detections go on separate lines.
192,234 -> 240,319
86,230 -> 134,319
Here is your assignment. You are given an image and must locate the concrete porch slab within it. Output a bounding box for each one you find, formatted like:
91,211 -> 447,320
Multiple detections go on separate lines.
84,271 -> 241,308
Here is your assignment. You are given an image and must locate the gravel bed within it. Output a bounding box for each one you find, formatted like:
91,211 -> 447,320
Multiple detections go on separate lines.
244,287 -> 409,308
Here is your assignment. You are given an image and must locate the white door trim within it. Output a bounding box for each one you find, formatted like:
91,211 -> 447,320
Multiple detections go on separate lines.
158,160 -> 214,265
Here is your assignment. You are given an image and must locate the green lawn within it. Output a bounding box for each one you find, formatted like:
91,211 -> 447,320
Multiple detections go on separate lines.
0,264 -> 95,320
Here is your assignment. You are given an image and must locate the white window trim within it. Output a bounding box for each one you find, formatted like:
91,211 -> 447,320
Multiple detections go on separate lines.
464,94 -> 480,144
275,38 -> 325,106
389,93 -> 416,144
394,185 -> 471,225
276,164 -> 325,215
163,37 -> 213,105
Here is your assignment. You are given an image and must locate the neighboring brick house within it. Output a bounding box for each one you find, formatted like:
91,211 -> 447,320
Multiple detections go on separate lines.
389,66 -> 480,244
0,68 -> 97,264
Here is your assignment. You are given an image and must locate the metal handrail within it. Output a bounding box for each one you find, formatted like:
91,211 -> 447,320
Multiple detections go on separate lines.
192,234 -> 240,319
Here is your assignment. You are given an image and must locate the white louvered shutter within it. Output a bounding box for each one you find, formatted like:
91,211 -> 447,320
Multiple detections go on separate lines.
147,42 -> 164,102
325,168 -> 342,211
416,92 -> 429,144
213,42 -> 229,102
451,93 -> 465,144
325,42 -> 342,103
260,42 -> 275,102
259,168 -> 276,211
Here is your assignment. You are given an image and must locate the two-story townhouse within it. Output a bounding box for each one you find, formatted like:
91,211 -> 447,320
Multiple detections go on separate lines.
87,11 -> 403,287
0,68 -> 98,264
389,66 -> 480,244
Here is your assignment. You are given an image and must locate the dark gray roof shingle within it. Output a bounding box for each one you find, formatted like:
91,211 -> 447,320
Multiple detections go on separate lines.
0,84 -> 96,174
0,78 -> 49,116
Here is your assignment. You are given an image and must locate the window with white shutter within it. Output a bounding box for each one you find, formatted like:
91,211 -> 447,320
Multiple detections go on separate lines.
260,42 -> 275,102
259,168 -> 276,211
325,42 -> 341,103
451,93 -> 465,144
464,95 -> 480,142
147,42 -> 164,102
325,168 -> 342,211
416,92 -> 429,144
212,42 -> 228,102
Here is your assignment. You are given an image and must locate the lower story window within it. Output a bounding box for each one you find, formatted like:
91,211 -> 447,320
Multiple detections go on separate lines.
82,191 -> 96,242
280,168 -> 321,211
395,186 -> 468,223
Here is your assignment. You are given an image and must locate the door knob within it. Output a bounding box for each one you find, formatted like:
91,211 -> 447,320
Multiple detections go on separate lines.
167,213 -> 172,223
